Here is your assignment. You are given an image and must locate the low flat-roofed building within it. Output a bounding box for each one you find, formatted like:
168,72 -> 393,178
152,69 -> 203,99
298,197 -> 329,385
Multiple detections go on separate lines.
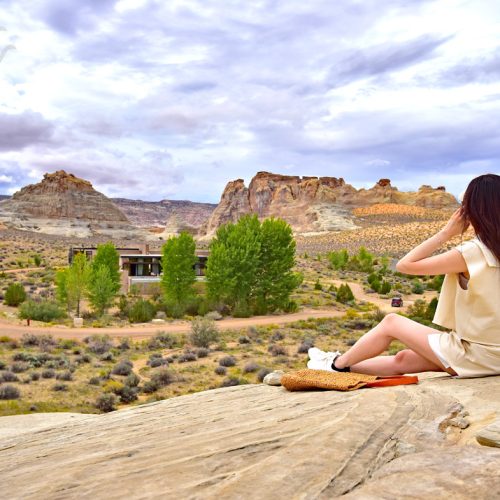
68,245 -> 209,294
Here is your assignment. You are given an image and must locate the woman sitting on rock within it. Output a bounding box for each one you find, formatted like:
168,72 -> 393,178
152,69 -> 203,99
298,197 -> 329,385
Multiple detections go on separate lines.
308,173 -> 500,378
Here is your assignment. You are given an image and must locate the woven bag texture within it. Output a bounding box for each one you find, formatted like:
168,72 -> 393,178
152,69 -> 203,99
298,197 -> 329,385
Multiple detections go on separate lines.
281,369 -> 378,392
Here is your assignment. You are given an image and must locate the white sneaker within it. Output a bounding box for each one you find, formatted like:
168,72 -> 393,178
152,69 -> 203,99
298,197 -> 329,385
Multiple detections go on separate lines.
307,348 -> 342,372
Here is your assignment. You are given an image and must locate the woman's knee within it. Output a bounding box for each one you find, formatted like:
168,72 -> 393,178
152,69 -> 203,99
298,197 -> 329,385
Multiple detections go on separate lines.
393,349 -> 413,369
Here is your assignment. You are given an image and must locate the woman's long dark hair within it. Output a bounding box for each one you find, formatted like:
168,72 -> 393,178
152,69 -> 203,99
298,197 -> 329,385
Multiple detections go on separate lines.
460,173 -> 500,264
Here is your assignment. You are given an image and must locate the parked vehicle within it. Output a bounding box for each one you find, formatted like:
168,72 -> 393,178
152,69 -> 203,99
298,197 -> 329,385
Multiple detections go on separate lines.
391,296 -> 403,307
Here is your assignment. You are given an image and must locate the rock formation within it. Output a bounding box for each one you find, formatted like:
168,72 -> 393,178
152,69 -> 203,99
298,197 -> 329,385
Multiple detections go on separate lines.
0,171 -> 140,238
201,172 -> 459,236
1,374 -> 499,498
112,198 -> 216,234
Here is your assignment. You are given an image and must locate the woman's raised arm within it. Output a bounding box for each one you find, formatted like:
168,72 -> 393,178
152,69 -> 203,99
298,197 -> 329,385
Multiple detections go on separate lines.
396,208 -> 470,276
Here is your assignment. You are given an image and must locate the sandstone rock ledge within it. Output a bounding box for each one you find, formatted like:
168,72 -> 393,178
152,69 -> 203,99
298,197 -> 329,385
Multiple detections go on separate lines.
1,374 -> 499,499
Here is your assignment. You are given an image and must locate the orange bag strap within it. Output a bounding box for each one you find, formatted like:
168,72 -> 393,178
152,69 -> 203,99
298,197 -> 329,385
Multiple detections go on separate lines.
365,375 -> 419,388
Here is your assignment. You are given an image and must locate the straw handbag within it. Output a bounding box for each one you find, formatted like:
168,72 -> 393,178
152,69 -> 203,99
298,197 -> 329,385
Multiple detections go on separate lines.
281,369 -> 418,392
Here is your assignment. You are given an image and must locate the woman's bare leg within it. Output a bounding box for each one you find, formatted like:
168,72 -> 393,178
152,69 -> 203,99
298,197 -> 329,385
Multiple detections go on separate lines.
334,313 -> 457,375
349,349 -> 444,376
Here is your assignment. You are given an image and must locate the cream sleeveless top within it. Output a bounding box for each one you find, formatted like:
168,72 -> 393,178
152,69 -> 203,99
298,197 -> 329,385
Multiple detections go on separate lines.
433,237 -> 500,346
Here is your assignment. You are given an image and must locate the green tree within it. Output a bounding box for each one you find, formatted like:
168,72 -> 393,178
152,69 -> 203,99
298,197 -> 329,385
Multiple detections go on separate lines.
255,217 -> 302,314
411,279 -> 425,294
87,265 -> 116,316
336,283 -> 355,304
328,249 -> 349,270
90,243 -> 121,295
161,232 -> 197,310
206,215 -> 261,316
4,282 -> 27,307
56,253 -> 89,316
425,297 -> 438,321
379,280 -> 392,294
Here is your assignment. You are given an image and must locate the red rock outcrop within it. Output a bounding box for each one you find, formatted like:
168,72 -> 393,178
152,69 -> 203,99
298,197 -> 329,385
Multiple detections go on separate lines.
201,172 -> 458,236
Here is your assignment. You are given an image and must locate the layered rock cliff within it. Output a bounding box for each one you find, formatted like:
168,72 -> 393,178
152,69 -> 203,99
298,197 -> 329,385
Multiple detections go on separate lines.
0,171 -> 140,238
1,374 -> 499,498
201,172 -> 458,236
112,198 -> 216,232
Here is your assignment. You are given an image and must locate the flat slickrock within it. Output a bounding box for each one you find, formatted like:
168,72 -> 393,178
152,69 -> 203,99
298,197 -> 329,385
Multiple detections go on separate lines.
1,374 -> 499,499
476,419 -> 500,448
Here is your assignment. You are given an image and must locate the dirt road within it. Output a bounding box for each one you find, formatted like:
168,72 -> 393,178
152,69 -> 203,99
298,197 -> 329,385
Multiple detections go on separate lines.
0,308 -> 343,341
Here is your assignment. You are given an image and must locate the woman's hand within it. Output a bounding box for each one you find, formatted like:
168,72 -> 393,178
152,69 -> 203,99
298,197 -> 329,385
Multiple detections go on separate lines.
440,208 -> 470,239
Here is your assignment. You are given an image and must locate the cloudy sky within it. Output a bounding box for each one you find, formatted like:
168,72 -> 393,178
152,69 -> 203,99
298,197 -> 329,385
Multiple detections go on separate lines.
1,0 -> 499,202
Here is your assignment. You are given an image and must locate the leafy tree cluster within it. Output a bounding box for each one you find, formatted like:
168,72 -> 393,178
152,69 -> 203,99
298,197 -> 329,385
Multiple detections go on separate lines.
56,242 -> 121,317
406,297 -> 438,325
367,273 -> 392,294
328,247 -> 380,273
4,283 -> 27,307
160,232 -> 197,317
206,215 -> 302,316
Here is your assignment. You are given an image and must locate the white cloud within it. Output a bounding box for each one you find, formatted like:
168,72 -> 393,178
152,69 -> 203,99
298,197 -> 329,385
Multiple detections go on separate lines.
0,0 -> 500,201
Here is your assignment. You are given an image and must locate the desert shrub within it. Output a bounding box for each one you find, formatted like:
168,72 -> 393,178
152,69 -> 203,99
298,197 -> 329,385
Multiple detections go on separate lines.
56,371 -> 73,381
128,298 -> 156,323
1,371 -> 19,382
4,282 -> 27,307
20,333 -> 39,347
314,280 -> 323,291
148,332 -> 178,349
100,352 -> 114,362
148,357 -> 168,368
268,344 -> 287,357
111,360 -> 133,376
19,300 -> 66,322
0,360 -> 5,370
95,394 -> 117,412
142,380 -> 159,393
30,372 -> 40,381
116,385 -> 138,403
283,300 -> 299,313
85,334 -> 113,354
220,377 -> 241,387
0,385 -> 20,400
219,355 -> 236,367
243,361 -> 259,373
238,335 -> 251,344
75,354 -> 92,364
11,362 -> 30,373
118,337 -> 130,350
272,331 -> 286,341
257,368 -> 272,382
33,254 -> 42,266
369,307 -> 386,322
297,337 -> 314,354
189,318 -> 219,348
205,311 -> 222,321
41,369 -> 56,379
178,352 -> 197,363
214,366 -> 227,375
151,368 -> 175,387
125,372 -> 140,387
196,348 -> 209,358
52,383 -> 68,391
88,376 -> 101,385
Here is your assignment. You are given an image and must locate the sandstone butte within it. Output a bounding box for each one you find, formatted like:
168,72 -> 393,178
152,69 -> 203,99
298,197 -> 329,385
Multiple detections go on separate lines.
1,373 -> 499,499
0,170 -> 140,238
200,171 -> 459,237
